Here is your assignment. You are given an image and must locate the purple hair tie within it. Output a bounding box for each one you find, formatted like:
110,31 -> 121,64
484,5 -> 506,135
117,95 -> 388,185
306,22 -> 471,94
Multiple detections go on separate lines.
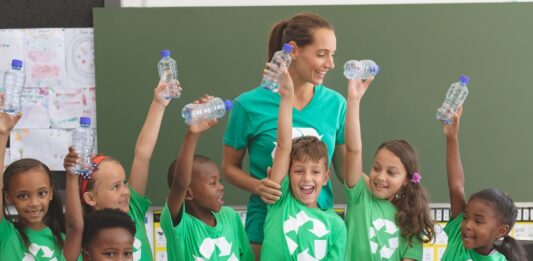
411,172 -> 422,184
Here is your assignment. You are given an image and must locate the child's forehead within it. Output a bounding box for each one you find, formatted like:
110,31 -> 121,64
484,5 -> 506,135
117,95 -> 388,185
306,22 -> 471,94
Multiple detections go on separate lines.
291,157 -> 327,166
93,227 -> 134,245
466,198 -> 500,219
192,163 -> 220,181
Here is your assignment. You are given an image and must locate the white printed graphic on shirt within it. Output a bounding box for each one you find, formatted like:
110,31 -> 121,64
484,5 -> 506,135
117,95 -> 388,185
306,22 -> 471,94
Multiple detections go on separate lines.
283,210 -> 330,260
133,237 -> 142,261
193,237 -> 238,261
22,243 -> 57,261
271,127 -> 323,159
369,218 -> 399,259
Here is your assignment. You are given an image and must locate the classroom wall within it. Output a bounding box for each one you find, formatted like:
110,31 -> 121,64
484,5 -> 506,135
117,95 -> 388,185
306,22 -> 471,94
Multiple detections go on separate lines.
94,3 -> 533,207
120,0 -> 531,7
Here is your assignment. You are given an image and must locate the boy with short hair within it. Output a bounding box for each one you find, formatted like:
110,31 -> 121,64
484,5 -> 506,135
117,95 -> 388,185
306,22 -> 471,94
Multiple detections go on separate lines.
82,208 -> 136,260
161,95 -> 254,261
260,73 -> 347,260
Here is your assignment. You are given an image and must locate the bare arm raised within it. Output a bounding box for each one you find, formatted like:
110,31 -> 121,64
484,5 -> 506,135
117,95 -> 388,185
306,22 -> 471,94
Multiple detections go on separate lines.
167,95 -> 218,225
344,78 -> 373,188
444,107 -> 466,219
62,147 -> 84,261
128,80 -> 174,196
269,68 -> 294,185
0,112 -> 21,222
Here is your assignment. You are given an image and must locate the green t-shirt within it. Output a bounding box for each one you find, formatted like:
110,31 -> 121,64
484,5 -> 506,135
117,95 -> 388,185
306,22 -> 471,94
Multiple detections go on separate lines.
224,85 -> 346,243
128,186 -> 153,261
0,218 -> 66,260
344,178 -> 422,261
441,213 -> 506,261
160,202 -> 254,261
261,177 -> 347,260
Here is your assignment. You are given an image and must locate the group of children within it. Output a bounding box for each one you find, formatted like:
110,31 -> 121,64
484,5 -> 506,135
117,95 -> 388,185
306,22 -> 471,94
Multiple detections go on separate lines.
0,12 -> 529,261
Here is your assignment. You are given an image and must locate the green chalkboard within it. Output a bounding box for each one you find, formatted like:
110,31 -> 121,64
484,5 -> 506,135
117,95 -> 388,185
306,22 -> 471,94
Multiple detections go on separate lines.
94,3 -> 533,206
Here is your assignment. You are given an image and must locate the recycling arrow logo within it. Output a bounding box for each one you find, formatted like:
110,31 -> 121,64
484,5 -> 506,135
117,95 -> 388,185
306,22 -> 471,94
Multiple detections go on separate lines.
22,243 -> 58,261
283,210 -> 330,260
194,237 -> 238,261
133,237 -> 142,261
271,127 -> 323,159
368,218 -> 399,259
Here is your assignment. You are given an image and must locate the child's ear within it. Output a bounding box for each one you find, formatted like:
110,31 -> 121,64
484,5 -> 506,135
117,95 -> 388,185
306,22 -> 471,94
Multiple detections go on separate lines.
82,191 -> 97,207
4,192 -> 12,204
82,250 -> 91,261
496,224 -> 510,239
49,186 -> 54,201
322,169 -> 330,186
185,188 -> 193,201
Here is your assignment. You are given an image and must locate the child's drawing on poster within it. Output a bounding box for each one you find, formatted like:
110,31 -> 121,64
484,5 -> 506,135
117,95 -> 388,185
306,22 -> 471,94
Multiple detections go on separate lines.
10,129 -> 71,170
23,28 -> 66,88
65,28 -> 95,87
0,29 -> 24,90
16,87 -> 51,129
82,86 -> 97,127
48,87 -> 85,128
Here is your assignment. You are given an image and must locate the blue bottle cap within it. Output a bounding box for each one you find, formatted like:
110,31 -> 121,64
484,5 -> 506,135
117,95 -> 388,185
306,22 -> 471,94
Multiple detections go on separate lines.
11,59 -> 23,68
224,100 -> 233,111
373,64 -> 380,75
459,75 -> 470,84
282,43 -> 293,53
160,50 -> 171,57
80,117 -> 91,125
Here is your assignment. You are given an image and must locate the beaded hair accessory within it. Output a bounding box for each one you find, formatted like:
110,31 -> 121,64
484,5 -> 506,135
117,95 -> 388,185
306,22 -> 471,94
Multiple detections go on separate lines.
79,155 -> 108,198
411,172 -> 422,184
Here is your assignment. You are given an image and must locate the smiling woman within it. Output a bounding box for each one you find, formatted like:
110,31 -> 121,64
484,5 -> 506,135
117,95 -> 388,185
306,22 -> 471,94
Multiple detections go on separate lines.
222,12 -> 347,259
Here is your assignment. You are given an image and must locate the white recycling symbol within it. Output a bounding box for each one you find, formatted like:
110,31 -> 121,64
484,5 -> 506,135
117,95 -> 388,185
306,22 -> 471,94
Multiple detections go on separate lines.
283,210 -> 330,261
22,243 -> 58,261
133,237 -> 142,261
271,127 -> 324,159
368,218 -> 399,259
193,237 -> 238,261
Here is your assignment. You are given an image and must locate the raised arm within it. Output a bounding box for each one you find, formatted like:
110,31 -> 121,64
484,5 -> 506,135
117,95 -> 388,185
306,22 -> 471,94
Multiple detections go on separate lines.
128,81 -> 172,195
344,78 -> 373,188
444,107 -> 466,219
0,112 -> 21,222
167,96 -> 217,224
63,147 -> 84,261
269,69 -> 294,185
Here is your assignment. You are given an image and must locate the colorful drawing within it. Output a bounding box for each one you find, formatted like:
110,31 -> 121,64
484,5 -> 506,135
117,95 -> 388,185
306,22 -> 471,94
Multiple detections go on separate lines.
23,28 -> 66,88
48,87 -> 86,128
16,87 -> 51,129
0,29 -> 24,90
65,28 -> 95,86
10,129 -> 71,170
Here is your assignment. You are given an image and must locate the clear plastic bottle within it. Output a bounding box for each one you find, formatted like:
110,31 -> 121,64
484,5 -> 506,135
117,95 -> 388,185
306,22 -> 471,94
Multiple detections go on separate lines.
157,50 -> 180,99
261,43 -> 293,92
436,75 -> 470,125
181,97 -> 233,125
2,59 -> 25,114
343,60 -> 380,79
72,117 -> 96,176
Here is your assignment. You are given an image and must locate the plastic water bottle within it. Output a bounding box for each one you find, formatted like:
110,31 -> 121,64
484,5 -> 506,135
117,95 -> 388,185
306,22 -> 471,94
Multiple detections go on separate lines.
157,50 -> 180,99
2,59 -> 25,114
181,97 -> 233,125
72,117 -> 96,177
436,75 -> 470,125
261,43 -> 293,92
343,60 -> 380,79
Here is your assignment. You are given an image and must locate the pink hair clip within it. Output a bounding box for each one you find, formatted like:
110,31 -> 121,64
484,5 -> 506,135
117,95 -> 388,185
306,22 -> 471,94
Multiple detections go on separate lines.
411,172 -> 422,184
